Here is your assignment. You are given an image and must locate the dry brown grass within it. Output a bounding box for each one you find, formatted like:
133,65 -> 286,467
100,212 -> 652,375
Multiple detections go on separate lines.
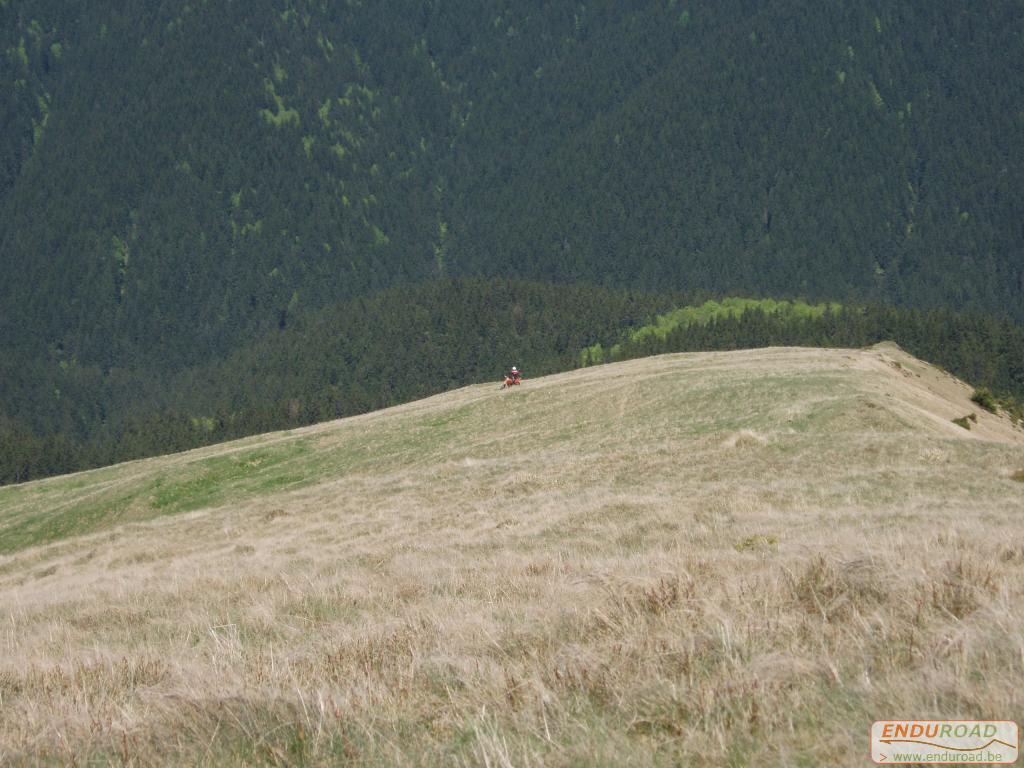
1,345 -> 1023,765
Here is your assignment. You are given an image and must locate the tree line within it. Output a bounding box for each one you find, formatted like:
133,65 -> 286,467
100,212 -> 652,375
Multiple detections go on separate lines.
4,281 -> 1024,485
0,279 -> 677,484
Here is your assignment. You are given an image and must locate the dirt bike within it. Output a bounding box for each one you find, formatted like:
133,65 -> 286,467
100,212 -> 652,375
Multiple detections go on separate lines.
501,376 -> 522,389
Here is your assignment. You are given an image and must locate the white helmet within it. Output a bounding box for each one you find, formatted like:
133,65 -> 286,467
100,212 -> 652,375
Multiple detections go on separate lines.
511,366 -> 518,372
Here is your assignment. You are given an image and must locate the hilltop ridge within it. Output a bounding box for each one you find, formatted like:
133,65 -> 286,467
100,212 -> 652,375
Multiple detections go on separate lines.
1,344 -> 1021,557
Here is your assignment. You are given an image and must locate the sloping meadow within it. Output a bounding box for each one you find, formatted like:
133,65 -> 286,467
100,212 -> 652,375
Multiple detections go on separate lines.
1,346 -> 1022,765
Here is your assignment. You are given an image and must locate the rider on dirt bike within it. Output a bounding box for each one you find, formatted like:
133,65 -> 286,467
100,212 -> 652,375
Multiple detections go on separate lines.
501,366 -> 522,389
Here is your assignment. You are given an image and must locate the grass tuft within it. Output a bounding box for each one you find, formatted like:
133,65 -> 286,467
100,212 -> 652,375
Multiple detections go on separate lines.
735,533 -> 779,551
928,558 -> 998,619
971,387 -> 998,413
791,555 -> 888,621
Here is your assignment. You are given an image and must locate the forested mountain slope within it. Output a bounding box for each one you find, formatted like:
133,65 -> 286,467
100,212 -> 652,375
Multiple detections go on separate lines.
462,2 -> 1024,310
3,1 -> 1022,368
2,0 -> 1022,479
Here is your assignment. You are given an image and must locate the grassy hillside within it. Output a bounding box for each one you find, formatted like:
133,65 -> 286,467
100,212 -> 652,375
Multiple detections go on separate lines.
1,345 -> 1023,765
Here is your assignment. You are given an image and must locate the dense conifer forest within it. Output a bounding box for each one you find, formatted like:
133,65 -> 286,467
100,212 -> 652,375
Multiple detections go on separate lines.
2,1 -> 1022,482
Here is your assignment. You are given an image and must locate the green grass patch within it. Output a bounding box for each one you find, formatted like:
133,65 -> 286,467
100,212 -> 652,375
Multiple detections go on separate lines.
150,441 -> 312,514
0,440 -> 314,555
0,488 -> 141,555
